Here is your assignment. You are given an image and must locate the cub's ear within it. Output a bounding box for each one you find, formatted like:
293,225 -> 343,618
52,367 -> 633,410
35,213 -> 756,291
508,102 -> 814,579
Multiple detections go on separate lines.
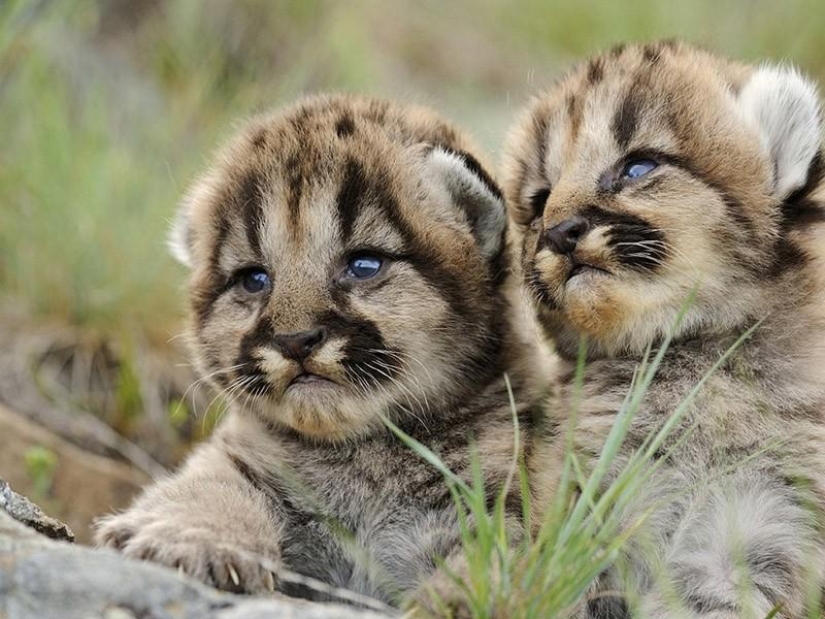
167,203 -> 192,268
426,146 -> 507,259
168,175 -> 212,268
738,65 -> 822,200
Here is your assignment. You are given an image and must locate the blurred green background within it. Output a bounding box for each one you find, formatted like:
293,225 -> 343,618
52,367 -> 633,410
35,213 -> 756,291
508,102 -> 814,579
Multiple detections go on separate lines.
1,0 -> 824,539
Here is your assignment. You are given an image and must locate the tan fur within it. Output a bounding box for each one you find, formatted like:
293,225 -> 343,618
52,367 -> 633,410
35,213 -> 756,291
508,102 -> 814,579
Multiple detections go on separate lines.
96,94 -> 547,610
505,42 -> 825,618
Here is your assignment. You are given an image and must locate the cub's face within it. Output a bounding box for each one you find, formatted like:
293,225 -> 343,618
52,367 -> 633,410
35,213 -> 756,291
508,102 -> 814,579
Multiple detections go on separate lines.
504,42 -> 822,357
171,96 -> 507,441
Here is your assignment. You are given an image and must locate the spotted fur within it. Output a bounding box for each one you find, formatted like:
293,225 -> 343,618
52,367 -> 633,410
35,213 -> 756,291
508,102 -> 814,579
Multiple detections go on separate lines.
95,94 -> 547,609
504,42 -> 825,618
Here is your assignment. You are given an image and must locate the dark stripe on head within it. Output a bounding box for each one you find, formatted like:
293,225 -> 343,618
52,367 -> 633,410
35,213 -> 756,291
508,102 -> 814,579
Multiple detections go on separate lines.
609,43 -> 627,58
642,43 -> 664,64
771,151 -> 824,276
567,93 -> 584,140
611,85 -> 642,150
194,208 -> 233,327
238,170 -> 265,259
782,151 -> 825,231
250,128 -> 269,151
533,112 -> 551,181
335,113 -> 355,138
284,153 -> 304,227
587,57 -> 604,85
369,168 -> 473,318
769,236 -> 808,277
336,157 -> 370,240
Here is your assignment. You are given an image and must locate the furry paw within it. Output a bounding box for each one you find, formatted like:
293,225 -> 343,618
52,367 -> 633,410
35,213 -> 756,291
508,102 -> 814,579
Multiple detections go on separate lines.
406,573 -> 475,619
95,511 -> 281,595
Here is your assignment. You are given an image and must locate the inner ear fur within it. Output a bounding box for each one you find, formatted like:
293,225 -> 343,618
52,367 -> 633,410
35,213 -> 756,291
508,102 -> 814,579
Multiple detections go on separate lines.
425,146 -> 507,259
738,65 -> 823,200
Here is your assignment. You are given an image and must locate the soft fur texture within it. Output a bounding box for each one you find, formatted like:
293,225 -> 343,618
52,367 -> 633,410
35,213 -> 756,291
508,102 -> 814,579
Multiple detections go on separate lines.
504,41 -> 825,618
96,94 -> 546,609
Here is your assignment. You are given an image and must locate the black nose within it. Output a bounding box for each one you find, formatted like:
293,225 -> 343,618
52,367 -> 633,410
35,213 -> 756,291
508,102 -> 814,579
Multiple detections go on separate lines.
272,328 -> 328,361
541,217 -> 589,254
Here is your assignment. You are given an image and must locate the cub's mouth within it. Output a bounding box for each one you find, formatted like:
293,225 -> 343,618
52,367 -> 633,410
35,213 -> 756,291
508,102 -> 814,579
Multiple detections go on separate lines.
566,258 -> 612,282
286,371 -> 336,390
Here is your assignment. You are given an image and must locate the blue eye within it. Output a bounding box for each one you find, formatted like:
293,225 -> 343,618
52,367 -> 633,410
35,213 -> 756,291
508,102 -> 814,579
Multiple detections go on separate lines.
240,268 -> 271,293
622,159 -> 658,180
346,255 -> 383,280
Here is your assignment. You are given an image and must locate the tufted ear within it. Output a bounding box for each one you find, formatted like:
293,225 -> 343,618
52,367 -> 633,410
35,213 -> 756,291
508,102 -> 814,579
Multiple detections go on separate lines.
738,65 -> 822,200
426,146 -> 507,259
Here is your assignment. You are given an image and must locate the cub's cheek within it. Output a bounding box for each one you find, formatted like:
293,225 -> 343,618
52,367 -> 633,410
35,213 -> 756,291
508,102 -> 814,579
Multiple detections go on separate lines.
530,252 -> 567,297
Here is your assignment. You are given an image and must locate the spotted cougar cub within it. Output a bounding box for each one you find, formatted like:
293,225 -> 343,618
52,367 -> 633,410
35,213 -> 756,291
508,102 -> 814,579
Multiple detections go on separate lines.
96,94 -> 539,607
504,42 -> 825,618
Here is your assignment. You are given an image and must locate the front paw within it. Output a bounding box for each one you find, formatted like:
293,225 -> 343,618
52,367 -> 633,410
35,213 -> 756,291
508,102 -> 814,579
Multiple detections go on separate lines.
95,512 -> 280,594
407,573 -> 475,619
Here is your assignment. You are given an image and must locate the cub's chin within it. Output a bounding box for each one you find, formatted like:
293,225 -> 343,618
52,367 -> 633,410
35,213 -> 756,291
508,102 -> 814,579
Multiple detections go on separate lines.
252,381 -> 387,442
532,260 -> 681,356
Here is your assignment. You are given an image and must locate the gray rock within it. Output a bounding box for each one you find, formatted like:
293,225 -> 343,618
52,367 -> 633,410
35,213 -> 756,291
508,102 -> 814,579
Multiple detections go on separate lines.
0,478 -> 74,542
0,480 -> 393,619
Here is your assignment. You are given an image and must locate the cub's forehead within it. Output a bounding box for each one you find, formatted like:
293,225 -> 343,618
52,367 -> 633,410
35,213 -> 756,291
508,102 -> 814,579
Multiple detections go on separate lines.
200,95 -> 473,218
232,95 -> 467,171
182,95 -> 478,268
506,42 -> 754,192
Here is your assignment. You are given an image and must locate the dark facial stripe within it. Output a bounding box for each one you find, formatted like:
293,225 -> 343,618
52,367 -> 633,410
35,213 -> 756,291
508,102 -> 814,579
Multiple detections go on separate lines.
366,168 -> 472,319
315,310 -> 400,387
617,148 -> 756,232
579,204 -> 666,272
527,259 -> 558,309
235,315 -> 274,396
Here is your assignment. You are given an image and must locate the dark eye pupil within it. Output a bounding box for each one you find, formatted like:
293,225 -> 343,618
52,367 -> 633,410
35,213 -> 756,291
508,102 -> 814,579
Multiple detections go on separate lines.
348,256 -> 382,279
242,269 -> 270,293
623,159 -> 658,179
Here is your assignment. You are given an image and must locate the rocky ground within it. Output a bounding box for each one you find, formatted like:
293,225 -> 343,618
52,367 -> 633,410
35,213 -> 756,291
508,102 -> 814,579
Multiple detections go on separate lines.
0,479 -> 394,619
